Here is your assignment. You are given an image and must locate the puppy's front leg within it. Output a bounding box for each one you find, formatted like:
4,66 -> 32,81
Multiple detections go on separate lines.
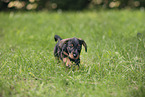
75,58 -> 80,68
63,57 -> 71,68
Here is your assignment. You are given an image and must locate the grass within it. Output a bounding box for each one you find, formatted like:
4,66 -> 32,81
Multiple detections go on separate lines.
0,10 -> 145,97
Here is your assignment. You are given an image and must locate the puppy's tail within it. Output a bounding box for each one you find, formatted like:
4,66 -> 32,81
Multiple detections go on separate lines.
54,35 -> 62,42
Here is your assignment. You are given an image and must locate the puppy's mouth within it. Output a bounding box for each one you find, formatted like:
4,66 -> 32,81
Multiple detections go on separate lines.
68,52 -> 79,59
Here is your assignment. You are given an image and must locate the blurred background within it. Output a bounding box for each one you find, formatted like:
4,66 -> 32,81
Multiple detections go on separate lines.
0,0 -> 145,11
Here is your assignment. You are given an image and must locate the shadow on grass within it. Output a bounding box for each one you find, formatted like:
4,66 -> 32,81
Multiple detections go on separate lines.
129,85 -> 145,97
0,80 -> 12,97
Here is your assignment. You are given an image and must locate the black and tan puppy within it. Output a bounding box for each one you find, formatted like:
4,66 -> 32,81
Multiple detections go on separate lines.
54,35 -> 87,68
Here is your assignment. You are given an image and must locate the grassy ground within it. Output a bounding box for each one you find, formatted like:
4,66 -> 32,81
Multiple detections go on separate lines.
0,10 -> 145,97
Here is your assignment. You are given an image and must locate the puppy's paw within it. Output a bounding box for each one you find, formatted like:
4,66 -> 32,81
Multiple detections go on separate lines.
66,64 -> 71,68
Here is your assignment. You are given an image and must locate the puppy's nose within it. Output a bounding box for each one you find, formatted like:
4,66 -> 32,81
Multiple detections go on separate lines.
73,53 -> 77,58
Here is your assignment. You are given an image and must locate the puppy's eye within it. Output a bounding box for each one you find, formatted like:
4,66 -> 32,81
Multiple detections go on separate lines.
69,44 -> 73,48
69,46 -> 73,48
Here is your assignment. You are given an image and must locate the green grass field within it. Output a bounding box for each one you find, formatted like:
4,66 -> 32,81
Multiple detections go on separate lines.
0,10 -> 145,97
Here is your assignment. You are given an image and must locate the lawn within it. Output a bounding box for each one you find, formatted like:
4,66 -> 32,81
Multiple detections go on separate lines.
0,10 -> 145,97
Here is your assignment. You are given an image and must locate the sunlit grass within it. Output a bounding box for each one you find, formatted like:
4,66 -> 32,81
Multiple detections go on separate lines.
0,10 -> 145,97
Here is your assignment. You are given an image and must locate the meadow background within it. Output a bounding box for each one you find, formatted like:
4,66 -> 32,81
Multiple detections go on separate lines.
0,5 -> 145,97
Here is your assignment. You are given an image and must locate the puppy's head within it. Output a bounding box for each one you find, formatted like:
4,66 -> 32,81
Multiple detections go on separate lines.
59,37 -> 87,59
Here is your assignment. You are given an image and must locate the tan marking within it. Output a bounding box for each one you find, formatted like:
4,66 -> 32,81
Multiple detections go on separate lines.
66,58 -> 71,67
70,44 -> 73,46
63,58 -> 67,63
68,52 -> 80,60
69,52 -> 74,59
63,51 -> 68,56
63,57 -> 72,67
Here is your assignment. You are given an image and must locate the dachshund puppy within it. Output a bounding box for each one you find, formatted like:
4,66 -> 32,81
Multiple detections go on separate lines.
54,35 -> 87,68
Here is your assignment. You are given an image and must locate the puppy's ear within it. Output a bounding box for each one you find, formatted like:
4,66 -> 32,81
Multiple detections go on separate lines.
59,38 -> 72,48
79,39 -> 87,52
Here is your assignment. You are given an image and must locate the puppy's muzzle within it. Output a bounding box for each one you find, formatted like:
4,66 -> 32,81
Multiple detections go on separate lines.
73,49 -> 79,58
73,53 -> 77,58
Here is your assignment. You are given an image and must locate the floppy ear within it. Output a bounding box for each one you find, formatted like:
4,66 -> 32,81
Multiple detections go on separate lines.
79,39 -> 87,52
59,38 -> 72,48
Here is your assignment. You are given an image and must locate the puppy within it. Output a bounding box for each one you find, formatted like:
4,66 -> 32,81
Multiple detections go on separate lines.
54,35 -> 87,68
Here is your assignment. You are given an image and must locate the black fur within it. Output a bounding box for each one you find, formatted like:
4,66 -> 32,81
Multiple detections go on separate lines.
54,35 -> 62,42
